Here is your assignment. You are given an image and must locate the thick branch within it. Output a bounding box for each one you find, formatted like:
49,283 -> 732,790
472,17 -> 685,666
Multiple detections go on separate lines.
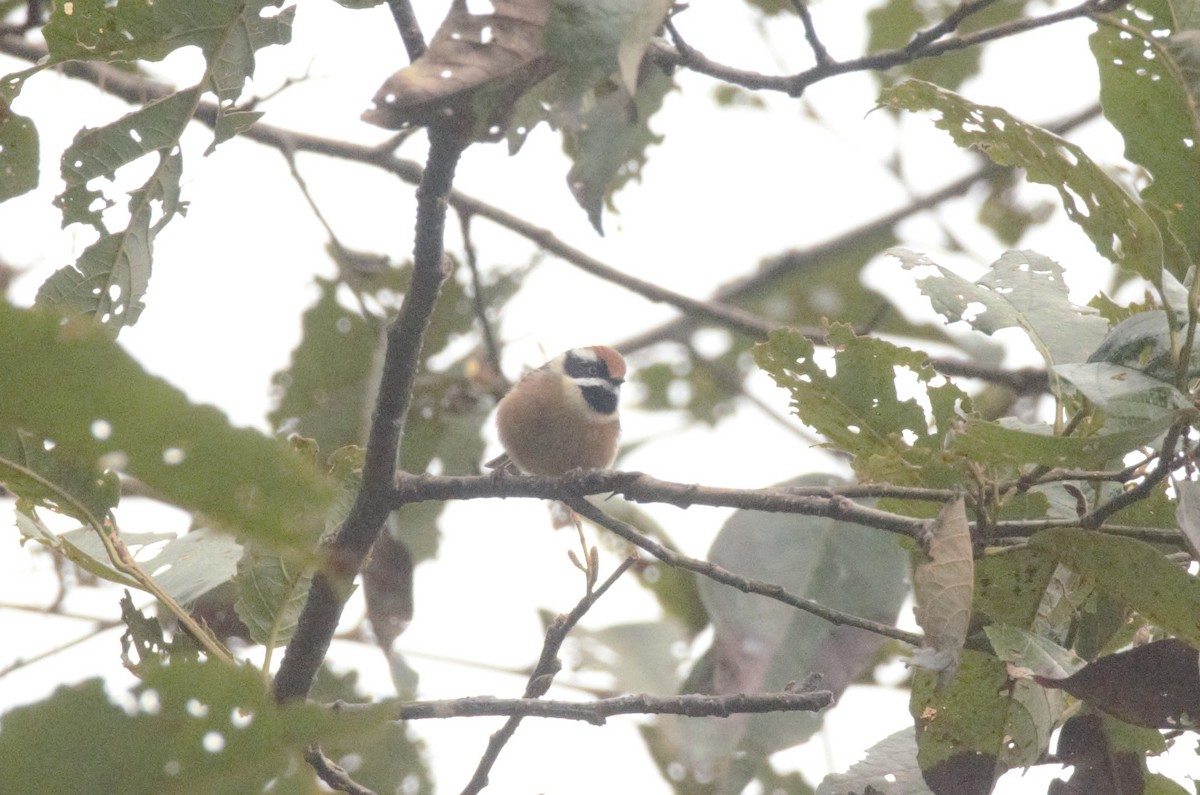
273,128 -> 466,705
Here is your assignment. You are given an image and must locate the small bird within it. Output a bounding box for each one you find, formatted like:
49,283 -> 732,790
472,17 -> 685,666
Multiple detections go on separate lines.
488,346 -> 626,475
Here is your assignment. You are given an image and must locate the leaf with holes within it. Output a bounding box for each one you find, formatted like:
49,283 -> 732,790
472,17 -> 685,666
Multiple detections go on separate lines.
0,304 -> 334,549
1091,0 -> 1200,270
754,325 -> 971,484
881,80 -> 1163,282
891,248 -> 1109,371
38,148 -> 185,330
1031,529 -> 1200,647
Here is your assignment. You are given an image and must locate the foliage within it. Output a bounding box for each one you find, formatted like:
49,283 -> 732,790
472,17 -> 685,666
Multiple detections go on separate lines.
4,1 -> 1200,794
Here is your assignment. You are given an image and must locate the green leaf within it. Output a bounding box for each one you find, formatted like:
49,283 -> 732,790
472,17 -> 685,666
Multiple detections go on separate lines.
984,624 -> 1085,679
1054,361 -> 1192,429
891,248 -> 1109,369
0,659 -> 396,795
1030,528 -> 1200,646
268,277 -> 381,454
1091,0 -> 1200,271
233,546 -> 311,648
564,64 -> 672,233
950,410 -> 1191,470
545,0 -> 671,96
0,428 -> 120,524
688,476 -> 909,767
0,304 -> 334,548
909,650 -> 1010,789
881,80 -> 1164,282
0,101 -> 37,200
754,325 -> 971,483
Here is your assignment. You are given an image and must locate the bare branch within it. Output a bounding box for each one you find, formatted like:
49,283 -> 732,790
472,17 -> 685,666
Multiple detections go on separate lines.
274,127 -> 468,705
789,0 -> 833,66
304,746 -> 377,795
563,495 -> 926,646
461,556 -> 637,794
651,0 -> 1116,97
385,0 -> 426,62
334,690 -> 835,724
392,470 -> 935,541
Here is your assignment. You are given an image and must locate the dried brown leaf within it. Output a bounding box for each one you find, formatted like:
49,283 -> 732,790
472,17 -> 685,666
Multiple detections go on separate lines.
912,497 -> 973,687
362,0 -> 558,134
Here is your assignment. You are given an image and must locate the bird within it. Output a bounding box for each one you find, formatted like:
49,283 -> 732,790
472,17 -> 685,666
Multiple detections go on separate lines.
487,345 -> 626,475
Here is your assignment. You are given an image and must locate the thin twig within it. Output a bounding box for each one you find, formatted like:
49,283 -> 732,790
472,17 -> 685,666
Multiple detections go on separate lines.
0,619 -> 122,677
304,746 -> 377,795
564,496 -> 926,646
460,556 -> 637,795
790,0 -> 833,66
458,211 -> 505,386
650,0 -> 1117,97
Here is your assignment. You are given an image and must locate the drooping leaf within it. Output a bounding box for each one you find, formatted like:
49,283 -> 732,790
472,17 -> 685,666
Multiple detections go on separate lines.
1054,362 -> 1191,430
39,147 -> 186,329
891,248 -> 1109,370
1036,639 -> 1200,730
1030,529 -> 1200,647
544,0 -> 672,97
911,497 -> 973,687
0,100 -> 37,200
0,304 -> 334,548
881,80 -> 1164,282
362,0 -> 558,134
1091,0 -> 1200,271
362,526 -> 414,651
233,546 -> 312,649
680,475 -> 909,777
564,63 -> 672,233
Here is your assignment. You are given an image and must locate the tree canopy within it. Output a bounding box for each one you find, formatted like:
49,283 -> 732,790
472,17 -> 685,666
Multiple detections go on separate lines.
3,0 -> 1200,793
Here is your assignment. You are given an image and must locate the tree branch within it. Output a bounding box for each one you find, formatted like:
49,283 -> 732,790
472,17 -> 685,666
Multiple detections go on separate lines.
563,495 -> 926,646
460,555 -> 636,794
304,746 -> 377,795
385,0 -> 426,62
392,470 -> 935,541
653,0 -> 1118,97
273,127 -> 467,705
0,34 -> 1073,394
334,690 -> 835,724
